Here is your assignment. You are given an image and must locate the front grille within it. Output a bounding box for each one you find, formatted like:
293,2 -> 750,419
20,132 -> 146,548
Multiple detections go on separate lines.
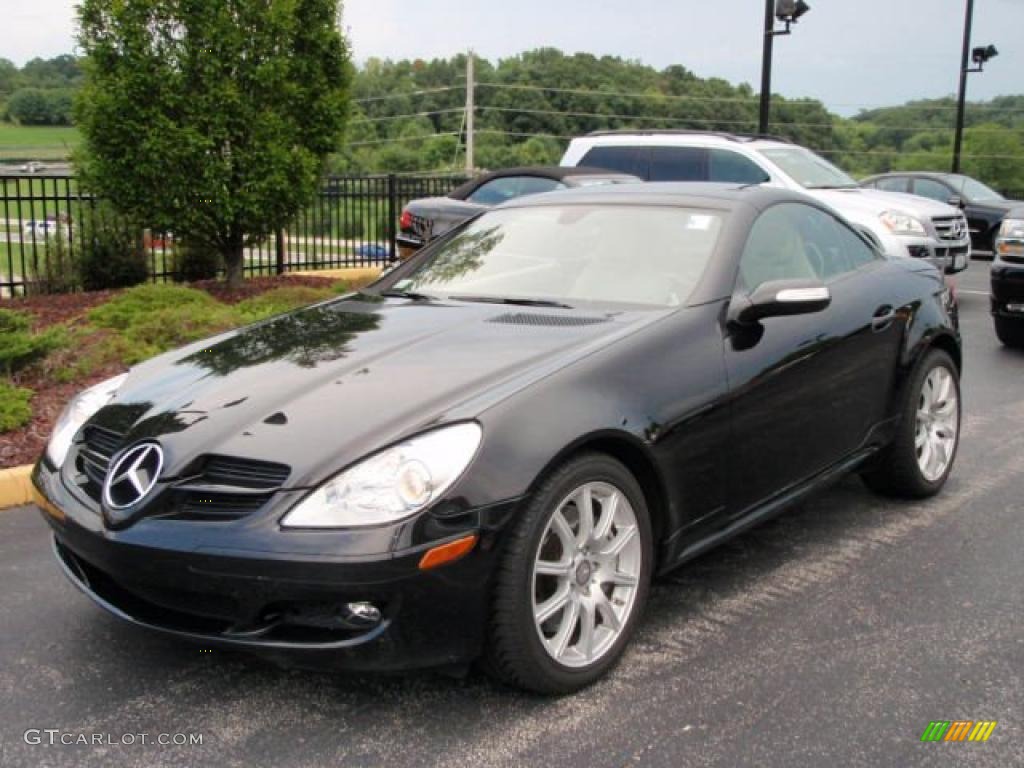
76,426 -> 125,500
201,456 -> 290,489
933,215 -> 968,242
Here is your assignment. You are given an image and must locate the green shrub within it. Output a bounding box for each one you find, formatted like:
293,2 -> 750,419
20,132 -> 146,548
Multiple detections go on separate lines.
172,237 -> 222,282
0,309 -> 31,334
0,309 -> 66,375
121,304 -> 240,363
233,286 -> 334,322
0,381 -> 33,433
26,226 -> 78,295
88,283 -> 218,330
77,205 -> 149,291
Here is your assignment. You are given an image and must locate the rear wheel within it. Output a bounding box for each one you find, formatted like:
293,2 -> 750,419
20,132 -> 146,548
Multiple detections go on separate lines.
994,316 -> 1024,348
484,454 -> 653,694
861,349 -> 960,498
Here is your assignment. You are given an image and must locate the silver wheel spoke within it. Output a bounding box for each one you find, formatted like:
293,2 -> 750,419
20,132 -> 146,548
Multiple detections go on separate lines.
597,524 -> 637,559
574,486 -> 594,546
594,591 -> 621,633
550,597 -> 580,659
550,510 -> 575,552
535,582 -> 571,624
577,599 -> 597,661
592,491 -> 618,542
535,559 -> 572,577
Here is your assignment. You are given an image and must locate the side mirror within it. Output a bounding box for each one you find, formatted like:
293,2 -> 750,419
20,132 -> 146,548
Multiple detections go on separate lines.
729,279 -> 831,325
947,195 -> 965,209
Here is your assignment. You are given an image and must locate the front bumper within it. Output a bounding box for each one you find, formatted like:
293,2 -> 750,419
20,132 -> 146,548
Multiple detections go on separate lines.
32,460 -> 515,671
991,255 -> 1024,319
894,238 -> 970,274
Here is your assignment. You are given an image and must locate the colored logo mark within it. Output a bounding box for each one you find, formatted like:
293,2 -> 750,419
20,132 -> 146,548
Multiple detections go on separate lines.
920,721 -> 997,742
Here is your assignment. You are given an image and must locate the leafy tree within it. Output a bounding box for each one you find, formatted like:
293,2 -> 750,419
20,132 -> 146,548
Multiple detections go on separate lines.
6,89 -> 54,125
74,0 -> 353,287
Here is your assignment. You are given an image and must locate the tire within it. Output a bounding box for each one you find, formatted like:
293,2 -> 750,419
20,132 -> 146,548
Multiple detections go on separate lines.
994,316 -> 1024,348
483,453 -> 653,694
861,349 -> 961,498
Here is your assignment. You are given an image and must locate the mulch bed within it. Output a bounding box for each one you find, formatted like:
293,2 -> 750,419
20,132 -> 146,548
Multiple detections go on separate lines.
0,275 -> 341,468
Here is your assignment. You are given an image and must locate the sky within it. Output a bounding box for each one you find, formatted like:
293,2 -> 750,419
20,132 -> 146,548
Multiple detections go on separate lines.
3,0 -> 1023,115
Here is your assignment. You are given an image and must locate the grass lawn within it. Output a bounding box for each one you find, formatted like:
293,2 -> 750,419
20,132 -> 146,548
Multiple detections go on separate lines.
0,123 -> 80,162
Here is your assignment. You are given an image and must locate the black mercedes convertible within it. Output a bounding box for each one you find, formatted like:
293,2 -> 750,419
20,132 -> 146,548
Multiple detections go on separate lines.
33,183 -> 961,694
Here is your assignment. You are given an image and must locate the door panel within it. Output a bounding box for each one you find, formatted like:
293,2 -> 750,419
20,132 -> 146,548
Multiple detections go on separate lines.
723,203 -> 904,517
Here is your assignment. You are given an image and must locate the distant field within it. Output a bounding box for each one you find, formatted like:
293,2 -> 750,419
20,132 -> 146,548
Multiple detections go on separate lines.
0,123 -> 80,161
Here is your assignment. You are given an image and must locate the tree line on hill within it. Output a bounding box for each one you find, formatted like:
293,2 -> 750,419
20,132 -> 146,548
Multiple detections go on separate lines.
3,49 -> 1024,192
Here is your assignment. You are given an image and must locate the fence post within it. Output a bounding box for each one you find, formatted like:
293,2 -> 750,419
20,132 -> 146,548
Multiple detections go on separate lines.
275,229 -> 286,274
386,173 -> 398,262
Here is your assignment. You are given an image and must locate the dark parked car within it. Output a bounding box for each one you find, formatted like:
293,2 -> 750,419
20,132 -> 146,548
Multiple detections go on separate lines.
34,183 -> 961,694
861,172 -> 1022,255
990,206 -> 1024,346
396,166 -> 638,256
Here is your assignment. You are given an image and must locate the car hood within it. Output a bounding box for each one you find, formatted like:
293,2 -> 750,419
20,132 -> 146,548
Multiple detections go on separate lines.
95,294 -> 665,488
811,188 -> 961,218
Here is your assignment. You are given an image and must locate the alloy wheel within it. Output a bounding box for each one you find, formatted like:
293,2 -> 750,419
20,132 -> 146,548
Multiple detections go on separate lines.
531,481 -> 643,668
915,366 -> 959,482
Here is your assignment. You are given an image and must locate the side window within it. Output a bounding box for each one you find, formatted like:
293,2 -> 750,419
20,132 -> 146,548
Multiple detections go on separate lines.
912,178 -> 953,203
875,176 -> 909,193
650,147 -> 707,181
467,176 -> 559,205
739,204 -> 878,292
579,147 -> 649,179
709,149 -> 770,184
514,177 -> 565,197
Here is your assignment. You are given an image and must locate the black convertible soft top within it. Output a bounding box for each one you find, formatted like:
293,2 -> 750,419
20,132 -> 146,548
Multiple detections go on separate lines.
448,166 -> 635,200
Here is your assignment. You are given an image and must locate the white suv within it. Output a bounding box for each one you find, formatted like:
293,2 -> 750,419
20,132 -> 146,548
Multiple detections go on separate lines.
561,131 -> 970,274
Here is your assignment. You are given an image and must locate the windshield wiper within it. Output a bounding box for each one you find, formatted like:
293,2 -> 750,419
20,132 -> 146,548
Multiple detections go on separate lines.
449,294 -> 574,309
379,288 -> 437,302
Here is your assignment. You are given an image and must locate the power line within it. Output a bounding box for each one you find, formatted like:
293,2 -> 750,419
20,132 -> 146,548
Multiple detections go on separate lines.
353,86 -> 461,105
350,108 -> 465,125
345,132 -> 461,148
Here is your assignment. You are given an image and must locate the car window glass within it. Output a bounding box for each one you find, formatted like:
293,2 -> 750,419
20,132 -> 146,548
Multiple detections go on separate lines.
467,177 -> 525,205
650,146 -> 707,181
579,147 -> 649,179
875,177 -> 909,193
739,204 -> 878,292
912,178 -> 952,203
708,149 -> 770,184
515,177 -> 566,197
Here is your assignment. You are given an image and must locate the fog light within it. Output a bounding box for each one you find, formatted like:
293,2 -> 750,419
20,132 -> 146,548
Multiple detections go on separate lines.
345,601 -> 382,626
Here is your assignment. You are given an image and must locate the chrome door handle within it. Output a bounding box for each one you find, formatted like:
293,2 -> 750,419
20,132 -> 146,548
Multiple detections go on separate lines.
871,306 -> 897,331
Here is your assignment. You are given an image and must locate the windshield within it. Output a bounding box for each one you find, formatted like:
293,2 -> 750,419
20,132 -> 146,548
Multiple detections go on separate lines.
946,174 -> 1004,202
758,147 -> 859,189
397,205 -> 725,308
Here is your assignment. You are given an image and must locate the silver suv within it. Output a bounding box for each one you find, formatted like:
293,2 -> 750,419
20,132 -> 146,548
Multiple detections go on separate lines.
561,131 -> 970,274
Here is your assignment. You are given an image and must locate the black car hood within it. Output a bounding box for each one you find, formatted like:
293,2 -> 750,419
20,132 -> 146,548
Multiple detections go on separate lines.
95,294 -> 665,488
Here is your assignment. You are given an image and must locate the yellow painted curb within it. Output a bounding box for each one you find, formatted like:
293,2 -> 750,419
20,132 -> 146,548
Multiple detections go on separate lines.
0,464 -> 35,510
287,266 -> 383,285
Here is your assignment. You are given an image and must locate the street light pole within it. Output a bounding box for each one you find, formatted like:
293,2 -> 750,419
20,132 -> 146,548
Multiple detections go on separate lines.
759,0 -> 775,134
952,0 -> 975,174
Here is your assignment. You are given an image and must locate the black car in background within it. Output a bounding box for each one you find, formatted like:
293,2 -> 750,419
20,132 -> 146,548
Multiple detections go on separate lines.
991,207 -> 1024,347
861,172 -> 1022,256
34,184 -> 961,694
396,165 -> 637,256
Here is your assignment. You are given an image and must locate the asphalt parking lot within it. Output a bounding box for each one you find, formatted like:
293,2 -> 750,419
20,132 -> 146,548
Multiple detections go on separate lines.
1,260 -> 1021,768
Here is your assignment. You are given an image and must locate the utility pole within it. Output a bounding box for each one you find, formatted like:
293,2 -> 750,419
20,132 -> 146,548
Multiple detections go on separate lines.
952,0 -> 975,174
759,0 -> 776,134
465,50 -> 475,173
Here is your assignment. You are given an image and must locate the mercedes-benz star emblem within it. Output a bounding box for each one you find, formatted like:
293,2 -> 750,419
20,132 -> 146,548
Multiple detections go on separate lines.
103,442 -> 164,511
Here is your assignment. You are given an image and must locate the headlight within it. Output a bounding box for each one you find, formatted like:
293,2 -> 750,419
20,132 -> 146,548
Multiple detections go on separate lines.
999,218 -> 1024,240
46,373 -> 128,467
879,210 -> 927,236
281,422 -> 482,529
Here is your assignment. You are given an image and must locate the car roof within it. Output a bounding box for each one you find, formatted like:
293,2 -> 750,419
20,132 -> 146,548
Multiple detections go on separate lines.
864,171 -> 954,181
494,181 -> 815,212
449,165 -> 637,199
570,131 -> 794,151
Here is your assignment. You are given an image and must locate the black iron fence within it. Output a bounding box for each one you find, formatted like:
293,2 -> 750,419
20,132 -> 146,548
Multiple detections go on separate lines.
0,173 -> 468,297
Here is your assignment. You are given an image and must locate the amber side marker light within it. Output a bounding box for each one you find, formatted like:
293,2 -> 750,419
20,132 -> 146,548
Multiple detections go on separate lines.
419,534 -> 478,570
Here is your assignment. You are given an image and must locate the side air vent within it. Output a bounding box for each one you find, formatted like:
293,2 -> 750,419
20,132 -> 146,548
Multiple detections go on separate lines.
488,312 -> 610,328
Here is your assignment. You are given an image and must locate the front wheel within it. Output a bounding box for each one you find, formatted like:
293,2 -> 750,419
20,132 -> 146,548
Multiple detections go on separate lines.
994,316 -> 1024,348
861,349 -> 961,498
484,454 -> 653,694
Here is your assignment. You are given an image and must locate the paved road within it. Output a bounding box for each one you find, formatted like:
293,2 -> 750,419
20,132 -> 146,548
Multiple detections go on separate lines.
1,261 -> 1021,767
